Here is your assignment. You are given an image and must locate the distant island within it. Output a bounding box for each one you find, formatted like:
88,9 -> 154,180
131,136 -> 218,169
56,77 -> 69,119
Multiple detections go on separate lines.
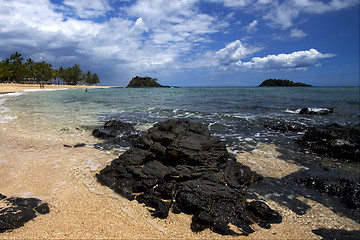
127,76 -> 169,88
259,79 -> 312,87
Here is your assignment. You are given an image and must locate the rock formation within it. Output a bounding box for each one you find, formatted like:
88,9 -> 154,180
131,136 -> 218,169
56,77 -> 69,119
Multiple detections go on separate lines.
127,76 -> 167,88
96,119 -> 282,235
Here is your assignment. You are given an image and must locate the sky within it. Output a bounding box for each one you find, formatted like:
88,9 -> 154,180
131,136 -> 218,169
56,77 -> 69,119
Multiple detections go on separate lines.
0,0 -> 359,86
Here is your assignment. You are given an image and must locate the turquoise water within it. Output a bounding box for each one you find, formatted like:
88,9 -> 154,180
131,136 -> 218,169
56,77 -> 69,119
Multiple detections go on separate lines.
1,87 -> 359,145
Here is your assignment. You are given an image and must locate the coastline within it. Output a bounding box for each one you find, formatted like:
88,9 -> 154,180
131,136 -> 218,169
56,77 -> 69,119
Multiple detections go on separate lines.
0,83 -> 116,94
0,89 -> 359,239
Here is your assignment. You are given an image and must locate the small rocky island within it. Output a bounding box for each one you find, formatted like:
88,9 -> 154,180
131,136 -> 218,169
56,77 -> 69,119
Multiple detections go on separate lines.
259,79 -> 311,87
127,76 -> 168,88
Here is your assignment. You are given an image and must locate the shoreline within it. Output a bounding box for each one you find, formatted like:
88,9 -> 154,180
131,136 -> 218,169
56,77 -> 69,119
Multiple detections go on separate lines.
0,83 -> 117,94
0,89 -> 359,239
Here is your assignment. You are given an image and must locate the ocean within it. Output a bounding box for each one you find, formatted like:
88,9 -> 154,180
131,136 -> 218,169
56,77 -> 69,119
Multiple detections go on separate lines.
1,86 -> 359,145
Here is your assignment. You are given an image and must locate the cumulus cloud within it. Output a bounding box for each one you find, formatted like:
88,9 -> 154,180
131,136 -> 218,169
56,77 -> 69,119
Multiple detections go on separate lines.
237,49 -> 335,70
216,40 -> 260,65
0,0 -> 226,74
196,41 -> 334,71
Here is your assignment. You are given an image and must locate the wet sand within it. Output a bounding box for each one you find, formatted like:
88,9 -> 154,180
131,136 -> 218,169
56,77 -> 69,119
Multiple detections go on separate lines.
0,89 -> 359,239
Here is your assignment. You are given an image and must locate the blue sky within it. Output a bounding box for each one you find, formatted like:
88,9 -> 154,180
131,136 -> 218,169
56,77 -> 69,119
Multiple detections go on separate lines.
0,0 -> 358,86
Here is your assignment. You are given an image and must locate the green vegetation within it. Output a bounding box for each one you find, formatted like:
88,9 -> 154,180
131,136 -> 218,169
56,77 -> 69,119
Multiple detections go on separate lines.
259,78 -> 311,87
127,76 -> 164,88
0,52 -> 100,85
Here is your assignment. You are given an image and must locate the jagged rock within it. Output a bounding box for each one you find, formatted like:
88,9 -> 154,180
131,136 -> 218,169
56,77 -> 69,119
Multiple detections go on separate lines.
297,123 -> 360,162
97,119 -> 279,235
0,195 -> 50,233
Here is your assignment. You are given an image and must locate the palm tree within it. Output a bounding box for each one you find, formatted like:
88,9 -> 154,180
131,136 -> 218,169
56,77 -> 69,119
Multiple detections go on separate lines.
0,59 -> 13,82
24,58 -> 36,83
10,52 -> 23,82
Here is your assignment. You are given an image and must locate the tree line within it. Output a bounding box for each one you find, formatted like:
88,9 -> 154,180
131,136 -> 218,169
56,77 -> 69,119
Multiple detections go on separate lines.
0,52 -> 100,85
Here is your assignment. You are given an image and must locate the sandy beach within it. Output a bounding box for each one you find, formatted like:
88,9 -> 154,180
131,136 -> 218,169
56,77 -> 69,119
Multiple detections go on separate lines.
0,83 -> 115,94
0,85 -> 359,239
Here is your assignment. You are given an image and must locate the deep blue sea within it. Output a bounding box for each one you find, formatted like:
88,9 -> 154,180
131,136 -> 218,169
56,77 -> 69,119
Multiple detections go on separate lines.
1,87 -> 359,151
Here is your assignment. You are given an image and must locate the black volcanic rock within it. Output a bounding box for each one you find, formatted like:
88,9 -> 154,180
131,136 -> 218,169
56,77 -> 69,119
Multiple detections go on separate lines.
297,123 -> 360,162
0,195 -> 50,233
96,119 -> 281,235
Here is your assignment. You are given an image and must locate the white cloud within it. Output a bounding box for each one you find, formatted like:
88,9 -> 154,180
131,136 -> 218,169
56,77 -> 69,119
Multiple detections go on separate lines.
263,0 -> 359,29
207,0 -> 359,30
0,0 -> 227,73
62,0 -> 112,19
237,49 -> 335,70
216,40 -> 260,63
290,28 -> 307,38
246,19 -> 258,33
190,40 -> 261,69
0,0 -> 354,83
220,0 -> 253,7
194,42 -> 334,71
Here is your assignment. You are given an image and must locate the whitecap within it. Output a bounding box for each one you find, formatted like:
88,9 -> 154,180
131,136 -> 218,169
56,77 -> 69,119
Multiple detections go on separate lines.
0,91 -> 24,97
22,88 -> 68,92
285,109 -> 300,114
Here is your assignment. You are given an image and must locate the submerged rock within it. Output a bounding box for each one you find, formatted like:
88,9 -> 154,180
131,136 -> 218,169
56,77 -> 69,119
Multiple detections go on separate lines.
297,123 -> 360,162
92,120 -> 139,149
0,194 -> 50,233
96,119 -> 281,235
263,122 -> 308,132
299,107 -> 333,115
289,167 -> 360,210
92,120 -> 136,139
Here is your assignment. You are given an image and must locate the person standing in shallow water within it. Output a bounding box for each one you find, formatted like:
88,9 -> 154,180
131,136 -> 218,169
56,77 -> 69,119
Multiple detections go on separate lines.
85,88 -> 88,92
